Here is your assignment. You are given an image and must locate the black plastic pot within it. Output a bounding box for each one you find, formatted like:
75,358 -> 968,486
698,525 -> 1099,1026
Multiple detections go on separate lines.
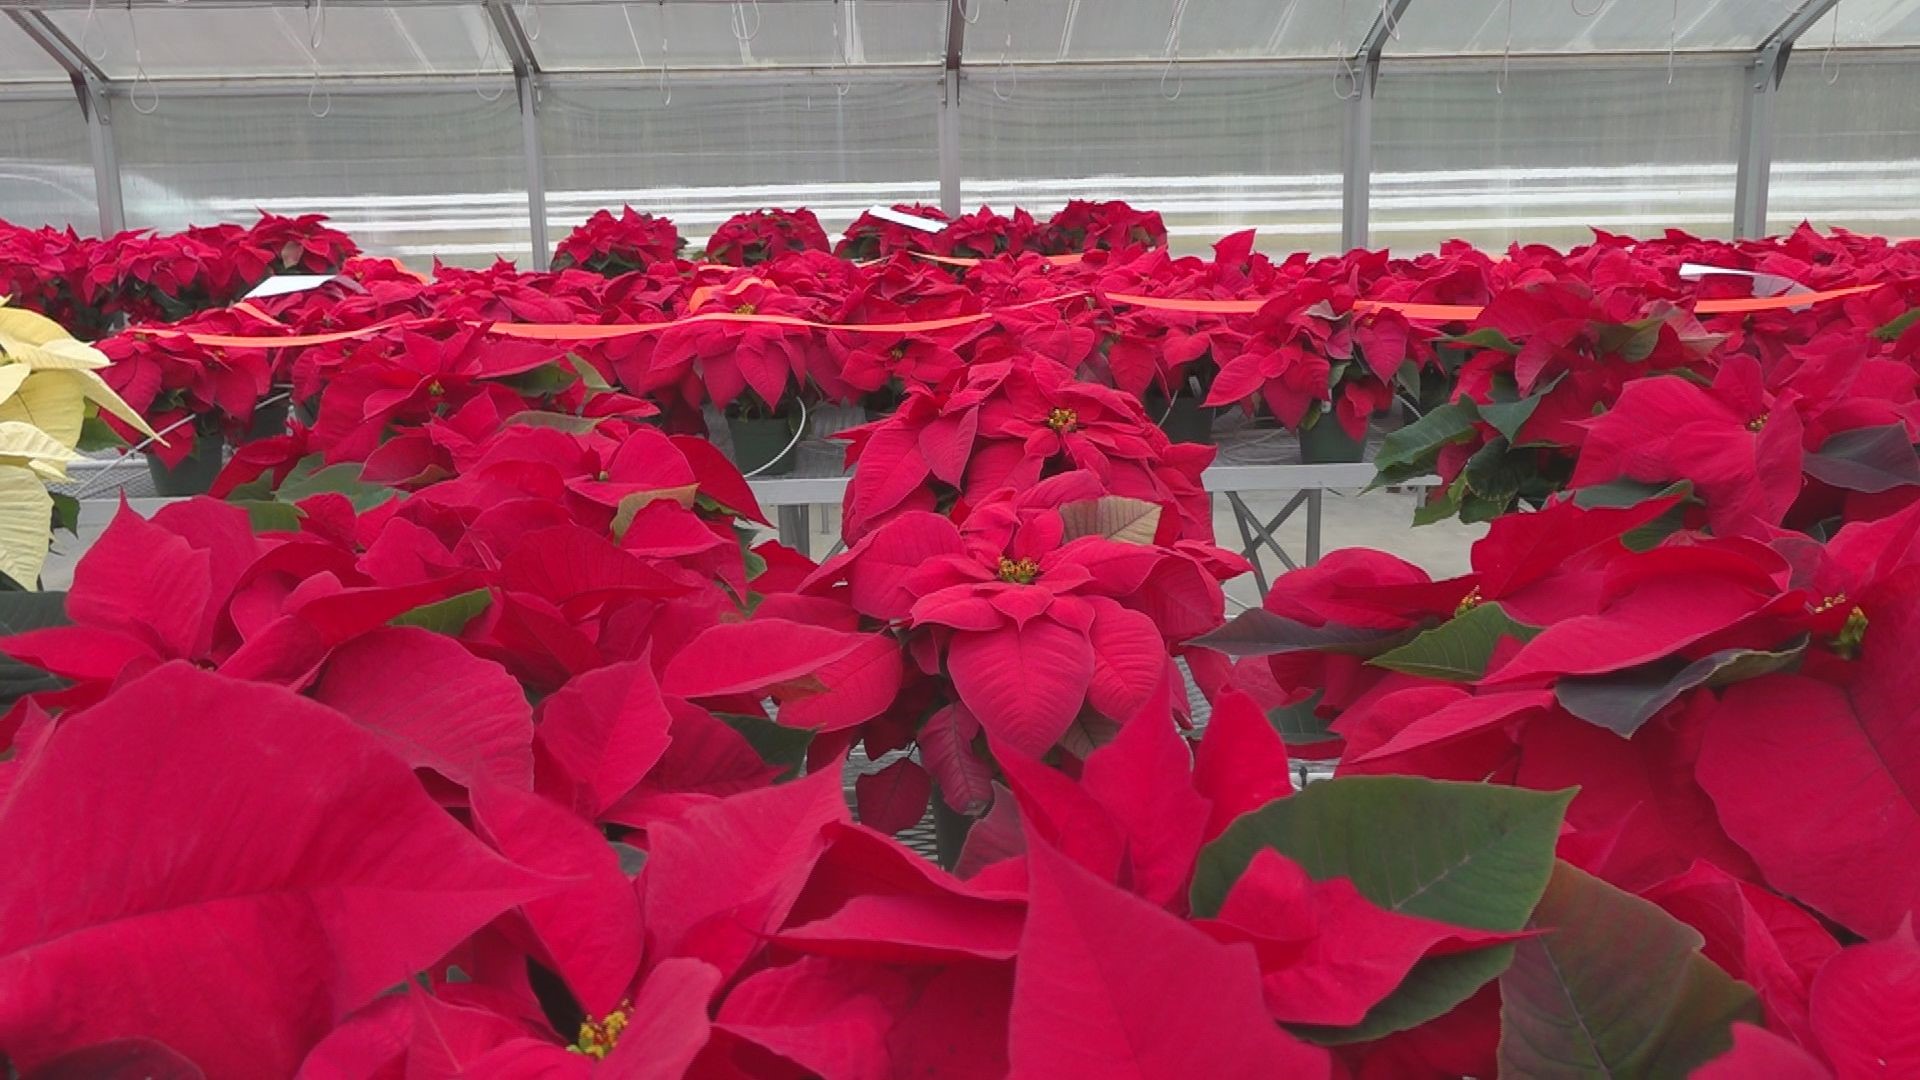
146,431 -> 226,496
1147,392 -> 1216,445
727,413 -> 805,477
244,398 -> 291,443
929,787 -> 975,872
1298,417 -> 1368,464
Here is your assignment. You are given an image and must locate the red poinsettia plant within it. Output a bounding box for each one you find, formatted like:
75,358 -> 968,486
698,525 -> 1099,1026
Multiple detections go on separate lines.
704,207 -> 832,266
932,206 -> 1044,261
10,213 -> 1920,1080
799,470 -> 1245,803
838,356 -> 1217,544
615,274 -> 841,424
1188,480 -> 1920,1073
0,221 -> 103,337
1201,282 -> 1430,442
96,311 -> 277,466
832,203 -> 949,261
83,214 -> 359,325
552,207 -> 685,276
1042,198 -> 1169,254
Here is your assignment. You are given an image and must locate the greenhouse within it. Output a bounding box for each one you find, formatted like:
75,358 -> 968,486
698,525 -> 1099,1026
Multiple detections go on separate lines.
3,1 -> 1920,1078
3,0 -> 1918,260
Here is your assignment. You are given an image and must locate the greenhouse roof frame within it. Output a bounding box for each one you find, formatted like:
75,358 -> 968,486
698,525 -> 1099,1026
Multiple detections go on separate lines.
2,0 -> 1912,254
6,0 -> 1917,89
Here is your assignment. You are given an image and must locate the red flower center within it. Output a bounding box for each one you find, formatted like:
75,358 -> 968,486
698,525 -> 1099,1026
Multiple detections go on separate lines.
426,379 -> 445,396
1747,413 -> 1768,432
997,556 -> 1041,584
735,303 -> 757,316
1455,586 -> 1483,616
1046,408 -> 1079,433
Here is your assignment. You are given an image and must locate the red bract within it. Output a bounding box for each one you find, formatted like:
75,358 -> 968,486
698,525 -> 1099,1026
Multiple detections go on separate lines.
1570,358 -> 1805,537
1195,848 -> 1519,1027
1010,838 -> 1331,1078
0,664 -> 548,1080
4,500 -> 266,692
1697,573 -> 1920,939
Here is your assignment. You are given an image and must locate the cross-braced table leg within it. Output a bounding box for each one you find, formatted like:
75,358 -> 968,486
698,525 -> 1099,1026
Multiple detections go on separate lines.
1226,490 -> 1314,594
776,504 -> 812,558
1306,489 -> 1323,564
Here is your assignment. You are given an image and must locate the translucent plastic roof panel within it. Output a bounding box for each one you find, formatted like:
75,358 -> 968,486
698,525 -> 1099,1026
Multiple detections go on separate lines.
0,18 -> 68,82
966,0 -> 1377,61
1801,0 -> 1920,47
531,0 -> 944,72
42,4 -> 506,80
1389,0 -> 1804,55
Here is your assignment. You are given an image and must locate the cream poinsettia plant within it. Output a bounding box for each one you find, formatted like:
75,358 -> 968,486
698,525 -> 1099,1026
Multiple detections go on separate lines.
0,299 -> 157,588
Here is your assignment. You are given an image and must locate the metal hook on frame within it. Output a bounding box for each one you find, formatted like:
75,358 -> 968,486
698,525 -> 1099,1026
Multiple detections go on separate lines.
729,0 -> 759,43
1495,0 -> 1513,94
80,0 -> 109,62
127,1 -> 160,115
1820,0 -> 1843,85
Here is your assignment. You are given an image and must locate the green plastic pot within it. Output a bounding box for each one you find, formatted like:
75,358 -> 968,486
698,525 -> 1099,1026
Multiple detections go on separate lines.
1298,416 -> 1369,464
146,431 -> 226,496
1145,391 -> 1216,445
727,412 -> 805,477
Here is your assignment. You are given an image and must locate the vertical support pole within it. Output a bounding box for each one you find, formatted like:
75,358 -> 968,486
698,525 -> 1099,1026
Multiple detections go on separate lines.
485,0 -> 547,268
938,68 -> 961,217
1340,57 -> 1374,253
1338,0 -> 1410,253
518,71 -> 550,269
939,0 -> 966,218
81,78 -> 126,237
1734,43 -> 1784,239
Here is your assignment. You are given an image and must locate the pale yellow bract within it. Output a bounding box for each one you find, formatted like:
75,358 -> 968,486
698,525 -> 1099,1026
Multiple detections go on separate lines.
0,299 -> 158,588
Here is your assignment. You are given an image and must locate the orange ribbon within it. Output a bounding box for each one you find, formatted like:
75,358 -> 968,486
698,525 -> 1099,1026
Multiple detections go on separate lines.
907,251 -> 1087,268
1693,283 -> 1881,314
1106,283 -> 1882,322
129,281 -> 1883,351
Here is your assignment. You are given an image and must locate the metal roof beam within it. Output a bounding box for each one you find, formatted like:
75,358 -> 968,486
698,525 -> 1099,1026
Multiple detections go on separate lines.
1759,0 -> 1842,53
9,10 -> 123,236
0,0 -> 891,8
943,0 -> 965,70
7,9 -> 107,84
484,0 -> 539,77
1356,0 -> 1414,66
